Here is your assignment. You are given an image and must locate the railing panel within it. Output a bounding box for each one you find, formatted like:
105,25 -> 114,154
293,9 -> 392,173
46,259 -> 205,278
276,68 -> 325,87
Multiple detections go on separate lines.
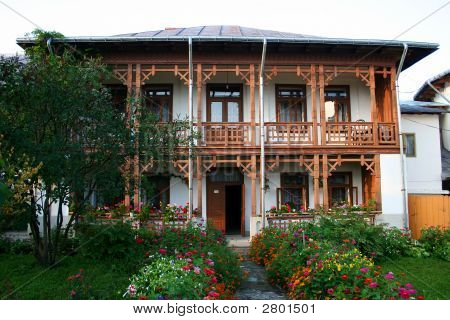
201,122 -> 251,146
265,122 -> 313,145
325,122 -> 375,146
378,122 -> 397,145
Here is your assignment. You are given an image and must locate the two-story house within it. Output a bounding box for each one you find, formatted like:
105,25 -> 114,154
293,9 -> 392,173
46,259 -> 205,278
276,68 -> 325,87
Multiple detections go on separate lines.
17,26 -> 439,236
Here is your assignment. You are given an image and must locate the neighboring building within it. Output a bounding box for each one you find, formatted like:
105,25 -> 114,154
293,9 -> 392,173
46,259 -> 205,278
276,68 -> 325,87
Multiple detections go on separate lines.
413,70 -> 450,190
17,26 -> 439,235
400,101 -> 449,194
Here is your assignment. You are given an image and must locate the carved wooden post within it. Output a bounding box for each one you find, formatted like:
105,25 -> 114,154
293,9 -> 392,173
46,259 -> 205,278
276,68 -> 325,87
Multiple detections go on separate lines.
196,156 -> 202,214
124,63 -> 133,212
322,154 -> 329,210
374,154 -> 382,210
319,65 -> 326,145
251,155 -> 257,216
390,66 -> 399,146
310,65 -> 318,145
370,65 -> 379,145
133,64 -> 142,210
313,155 -> 320,209
250,64 -> 256,146
196,64 -> 203,214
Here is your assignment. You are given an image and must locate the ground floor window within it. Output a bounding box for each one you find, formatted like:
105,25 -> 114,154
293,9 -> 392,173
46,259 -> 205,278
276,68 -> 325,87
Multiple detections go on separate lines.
328,172 -> 353,207
277,173 -> 309,211
141,175 -> 170,209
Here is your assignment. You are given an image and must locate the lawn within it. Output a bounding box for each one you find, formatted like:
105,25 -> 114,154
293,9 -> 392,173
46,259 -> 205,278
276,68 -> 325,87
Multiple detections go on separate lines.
380,257 -> 450,300
0,253 -> 130,299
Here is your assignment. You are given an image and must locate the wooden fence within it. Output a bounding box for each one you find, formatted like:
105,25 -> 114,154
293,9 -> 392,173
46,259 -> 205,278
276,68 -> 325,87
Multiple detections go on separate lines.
408,194 -> 450,239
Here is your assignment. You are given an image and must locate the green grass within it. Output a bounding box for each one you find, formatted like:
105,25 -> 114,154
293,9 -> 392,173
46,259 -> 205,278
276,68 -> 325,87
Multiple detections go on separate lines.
380,257 -> 450,300
0,253 -> 130,299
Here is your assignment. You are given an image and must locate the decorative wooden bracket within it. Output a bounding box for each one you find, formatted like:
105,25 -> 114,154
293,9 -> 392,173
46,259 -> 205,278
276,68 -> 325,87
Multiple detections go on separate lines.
112,68 -> 129,85
265,66 -> 278,82
237,156 -> 253,177
172,159 -> 189,177
299,155 -> 314,175
174,65 -> 190,85
327,155 -> 342,174
266,156 -> 280,172
140,65 -> 156,84
360,155 -> 375,175
296,66 -> 312,85
323,66 -> 338,85
202,156 -> 217,174
236,65 -> 251,85
356,67 -> 370,86
140,158 -> 155,174
201,65 -> 217,85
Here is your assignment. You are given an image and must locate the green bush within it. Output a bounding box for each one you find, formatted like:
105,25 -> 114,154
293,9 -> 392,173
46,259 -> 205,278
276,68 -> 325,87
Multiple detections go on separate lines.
419,227 -> 450,261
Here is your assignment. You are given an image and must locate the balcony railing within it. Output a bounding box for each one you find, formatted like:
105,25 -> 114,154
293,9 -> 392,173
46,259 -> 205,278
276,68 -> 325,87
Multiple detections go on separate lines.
184,121 -> 397,148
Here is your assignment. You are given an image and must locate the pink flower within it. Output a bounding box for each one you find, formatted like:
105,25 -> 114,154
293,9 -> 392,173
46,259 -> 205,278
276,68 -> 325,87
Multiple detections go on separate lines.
405,283 -> 414,289
208,291 -> 220,298
158,248 -> 167,254
384,272 -> 394,280
193,266 -> 201,274
369,282 -> 378,288
211,277 -> 218,284
360,267 -> 369,274
327,288 -> 334,295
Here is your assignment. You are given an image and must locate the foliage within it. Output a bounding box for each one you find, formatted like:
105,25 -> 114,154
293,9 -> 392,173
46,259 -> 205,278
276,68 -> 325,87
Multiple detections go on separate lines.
287,246 -> 423,300
249,227 -> 283,265
67,269 -> 94,299
419,226 -> 450,261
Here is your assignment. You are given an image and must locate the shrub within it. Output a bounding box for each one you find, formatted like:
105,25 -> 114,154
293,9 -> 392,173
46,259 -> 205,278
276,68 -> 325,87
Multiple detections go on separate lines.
249,227 -> 283,265
67,269 -> 94,299
419,226 -> 450,261
287,247 -> 423,300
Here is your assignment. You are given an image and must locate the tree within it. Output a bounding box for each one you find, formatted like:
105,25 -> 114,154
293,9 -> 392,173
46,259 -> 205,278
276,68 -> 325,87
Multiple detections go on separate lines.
0,30 -> 193,265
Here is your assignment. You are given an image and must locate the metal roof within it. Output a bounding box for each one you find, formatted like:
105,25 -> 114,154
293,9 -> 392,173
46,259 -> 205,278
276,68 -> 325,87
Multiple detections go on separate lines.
413,68 -> 450,100
400,100 -> 449,114
16,25 -> 439,49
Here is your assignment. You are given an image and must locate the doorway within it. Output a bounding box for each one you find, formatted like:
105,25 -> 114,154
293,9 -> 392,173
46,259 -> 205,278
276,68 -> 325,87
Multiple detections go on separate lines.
225,185 -> 242,234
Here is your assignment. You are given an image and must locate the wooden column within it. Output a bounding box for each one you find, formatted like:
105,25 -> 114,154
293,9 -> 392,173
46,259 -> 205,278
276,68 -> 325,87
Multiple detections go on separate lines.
369,65 -> 379,145
196,156 -> 202,214
374,154 -> 382,210
197,64 -> 203,128
133,64 -> 142,210
251,155 -> 257,216
313,155 -> 320,209
249,64 -> 256,146
322,155 -> 329,210
124,63 -> 133,212
318,65 -> 326,145
390,66 -> 399,146
310,65 -> 318,145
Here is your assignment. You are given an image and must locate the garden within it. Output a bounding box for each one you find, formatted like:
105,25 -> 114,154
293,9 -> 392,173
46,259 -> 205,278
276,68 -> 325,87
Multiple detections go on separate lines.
249,214 -> 449,300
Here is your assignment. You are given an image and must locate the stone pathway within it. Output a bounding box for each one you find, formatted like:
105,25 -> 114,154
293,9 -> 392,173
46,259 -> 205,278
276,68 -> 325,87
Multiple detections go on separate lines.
230,243 -> 285,300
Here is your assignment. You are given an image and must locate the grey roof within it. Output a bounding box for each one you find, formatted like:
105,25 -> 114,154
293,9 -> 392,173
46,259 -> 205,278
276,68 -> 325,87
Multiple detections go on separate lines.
16,25 -> 439,49
441,148 -> 450,180
400,100 -> 449,114
413,68 -> 450,100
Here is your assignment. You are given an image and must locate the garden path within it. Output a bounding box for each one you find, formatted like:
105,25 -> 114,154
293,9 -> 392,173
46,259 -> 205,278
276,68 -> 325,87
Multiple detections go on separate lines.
227,236 -> 285,300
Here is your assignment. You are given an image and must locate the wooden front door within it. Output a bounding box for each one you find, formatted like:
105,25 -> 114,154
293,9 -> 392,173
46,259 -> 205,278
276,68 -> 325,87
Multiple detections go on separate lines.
206,181 -> 226,232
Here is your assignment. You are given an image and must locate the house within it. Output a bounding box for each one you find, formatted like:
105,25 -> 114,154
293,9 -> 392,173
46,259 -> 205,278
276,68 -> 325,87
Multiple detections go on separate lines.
17,26 -> 439,236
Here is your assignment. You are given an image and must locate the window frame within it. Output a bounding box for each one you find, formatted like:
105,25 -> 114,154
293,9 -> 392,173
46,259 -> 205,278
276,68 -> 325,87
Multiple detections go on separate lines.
277,173 -> 309,210
142,84 -> 173,122
402,133 -> 416,157
324,85 -> 351,122
206,84 -> 243,122
275,84 -> 308,122
328,172 -> 353,207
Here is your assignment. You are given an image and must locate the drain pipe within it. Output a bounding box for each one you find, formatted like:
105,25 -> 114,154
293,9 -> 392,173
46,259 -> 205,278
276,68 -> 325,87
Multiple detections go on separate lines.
259,39 -> 267,229
188,37 -> 194,219
396,43 -> 409,229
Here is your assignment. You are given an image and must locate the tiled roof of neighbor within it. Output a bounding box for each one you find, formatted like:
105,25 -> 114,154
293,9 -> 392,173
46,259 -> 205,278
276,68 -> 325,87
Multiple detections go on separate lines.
400,100 -> 449,114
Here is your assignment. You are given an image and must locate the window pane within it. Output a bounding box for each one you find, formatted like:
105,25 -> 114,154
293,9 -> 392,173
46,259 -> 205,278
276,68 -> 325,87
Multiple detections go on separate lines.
280,101 -> 303,122
228,102 -> 240,122
209,85 -> 241,98
162,102 -> 170,122
211,102 -> 223,122
282,174 -> 306,186
331,187 -> 348,205
404,134 -> 416,157
281,188 -> 304,210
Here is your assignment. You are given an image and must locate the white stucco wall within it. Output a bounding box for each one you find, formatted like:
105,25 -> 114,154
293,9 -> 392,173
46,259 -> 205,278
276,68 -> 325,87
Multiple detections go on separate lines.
379,154 -> 404,228
401,113 -> 444,194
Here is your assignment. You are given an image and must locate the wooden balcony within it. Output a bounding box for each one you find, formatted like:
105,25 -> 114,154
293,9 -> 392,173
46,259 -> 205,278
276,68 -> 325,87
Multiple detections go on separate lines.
189,121 -> 397,149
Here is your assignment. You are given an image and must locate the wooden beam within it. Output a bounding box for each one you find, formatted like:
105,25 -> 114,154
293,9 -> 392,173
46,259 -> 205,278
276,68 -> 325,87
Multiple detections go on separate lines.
313,154 -> 320,208
310,65 -> 318,145
369,65 -> 379,146
250,64 -> 256,146
390,66 -> 399,147
322,154 -> 329,210
124,63 -> 133,212
197,156 -> 202,214
374,154 -> 382,210
197,64 -> 203,127
319,65 -> 326,145
251,155 -> 257,216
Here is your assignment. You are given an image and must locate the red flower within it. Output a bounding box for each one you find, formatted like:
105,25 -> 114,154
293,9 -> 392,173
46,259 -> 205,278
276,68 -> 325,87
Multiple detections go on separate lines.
182,265 -> 190,271
341,274 -> 348,280
139,296 -> 148,300
135,237 -> 143,245
208,291 -> 220,298
159,248 -> 167,254
204,268 -> 215,276
211,277 -> 218,284
417,296 -> 424,300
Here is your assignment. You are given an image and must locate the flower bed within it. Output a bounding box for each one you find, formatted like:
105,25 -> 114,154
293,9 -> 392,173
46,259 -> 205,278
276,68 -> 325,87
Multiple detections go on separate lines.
250,215 -> 426,300
124,223 -> 241,300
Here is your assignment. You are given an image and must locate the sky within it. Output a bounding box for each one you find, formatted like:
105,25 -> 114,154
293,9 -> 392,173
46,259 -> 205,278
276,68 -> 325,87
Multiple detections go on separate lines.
0,0 -> 449,100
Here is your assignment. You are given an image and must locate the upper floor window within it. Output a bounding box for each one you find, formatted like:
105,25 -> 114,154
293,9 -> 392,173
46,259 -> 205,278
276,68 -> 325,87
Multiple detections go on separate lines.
403,133 -> 416,157
325,86 -> 351,122
207,84 -> 243,122
142,85 -> 172,122
276,85 -> 307,122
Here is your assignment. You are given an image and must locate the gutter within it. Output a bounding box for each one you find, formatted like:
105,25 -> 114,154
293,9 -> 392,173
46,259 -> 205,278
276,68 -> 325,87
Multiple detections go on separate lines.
259,39 -> 267,229
396,43 -> 409,230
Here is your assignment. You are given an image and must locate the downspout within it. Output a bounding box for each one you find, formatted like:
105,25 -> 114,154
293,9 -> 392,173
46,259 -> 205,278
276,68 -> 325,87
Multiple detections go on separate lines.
396,43 -> 409,229
188,37 -> 194,219
46,38 -> 53,55
259,39 -> 267,229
